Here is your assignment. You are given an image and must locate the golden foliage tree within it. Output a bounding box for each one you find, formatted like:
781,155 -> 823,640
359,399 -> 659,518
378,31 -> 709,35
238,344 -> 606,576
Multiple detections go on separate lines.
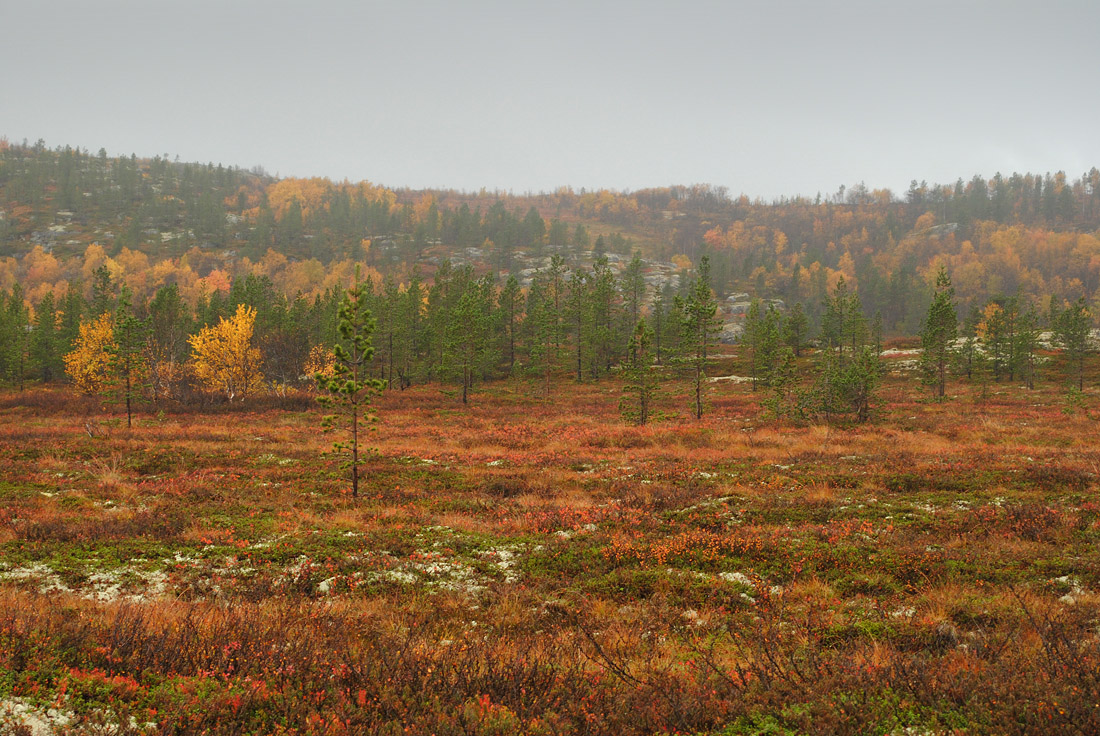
188,304 -> 264,401
64,313 -> 114,395
303,344 -> 335,382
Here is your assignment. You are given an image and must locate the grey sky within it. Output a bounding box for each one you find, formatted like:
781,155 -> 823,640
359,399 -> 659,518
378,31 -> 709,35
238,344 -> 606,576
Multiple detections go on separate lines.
3,0 -> 1098,199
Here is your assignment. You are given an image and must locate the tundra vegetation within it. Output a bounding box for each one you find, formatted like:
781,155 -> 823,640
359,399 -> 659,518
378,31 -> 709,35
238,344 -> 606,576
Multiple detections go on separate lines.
2,351 -> 1100,734
2,139 -> 1100,733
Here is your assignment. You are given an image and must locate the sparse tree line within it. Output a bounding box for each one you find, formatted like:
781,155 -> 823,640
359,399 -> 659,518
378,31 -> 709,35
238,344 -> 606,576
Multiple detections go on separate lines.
917,268 -> 1095,397
739,266 -> 1096,418
737,275 -> 882,423
0,252 -> 717,417
1,249 -> 1095,428
0,266 -> 338,406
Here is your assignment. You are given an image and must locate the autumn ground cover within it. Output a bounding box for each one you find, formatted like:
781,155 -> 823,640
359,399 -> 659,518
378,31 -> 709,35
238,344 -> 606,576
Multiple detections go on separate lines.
1,360 -> 1099,735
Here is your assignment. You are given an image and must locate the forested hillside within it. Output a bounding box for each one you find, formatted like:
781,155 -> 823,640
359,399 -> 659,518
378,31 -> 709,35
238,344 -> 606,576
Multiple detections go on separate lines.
1,137 -> 1099,402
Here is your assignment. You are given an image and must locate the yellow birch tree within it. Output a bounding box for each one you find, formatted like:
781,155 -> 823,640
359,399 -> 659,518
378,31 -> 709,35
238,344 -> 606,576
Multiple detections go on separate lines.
64,313 -> 114,394
188,304 -> 264,401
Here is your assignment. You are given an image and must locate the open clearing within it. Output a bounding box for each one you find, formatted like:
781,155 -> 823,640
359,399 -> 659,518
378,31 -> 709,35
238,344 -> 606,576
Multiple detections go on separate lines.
1,375 -> 1098,735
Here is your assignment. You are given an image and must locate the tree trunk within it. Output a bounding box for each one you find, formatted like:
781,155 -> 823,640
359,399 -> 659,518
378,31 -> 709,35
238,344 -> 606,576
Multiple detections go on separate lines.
508,307 -> 515,370
576,327 -> 582,381
352,404 -> 359,499
695,359 -> 703,420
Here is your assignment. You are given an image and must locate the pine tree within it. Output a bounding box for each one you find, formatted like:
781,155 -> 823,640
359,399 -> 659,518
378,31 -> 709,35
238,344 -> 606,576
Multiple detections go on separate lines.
443,271 -> 494,404
821,276 -> 849,356
147,284 -> 192,405
1,286 -> 31,389
497,274 -> 522,373
809,348 -> 843,423
566,267 -> 592,381
651,283 -> 668,365
314,268 -> 385,499
621,252 -> 646,335
589,256 -> 619,377
763,347 -> 797,419
845,346 -> 880,422
525,275 -> 559,396
1053,297 -> 1092,391
957,304 -> 983,382
90,265 -> 115,316
918,266 -> 958,398
31,292 -> 62,382
525,259 -> 566,396
811,279 -> 881,422
843,291 -> 869,358
58,285 -> 85,359
397,273 -> 424,388
681,256 -> 721,420
757,307 -> 784,388
978,298 -> 1021,382
0,291 -> 11,383
1014,305 -> 1041,390
783,302 -> 809,357
653,282 -> 682,366
425,260 -> 455,382
375,276 -> 399,387
109,287 -> 150,428
620,319 -> 655,425
743,299 -> 763,390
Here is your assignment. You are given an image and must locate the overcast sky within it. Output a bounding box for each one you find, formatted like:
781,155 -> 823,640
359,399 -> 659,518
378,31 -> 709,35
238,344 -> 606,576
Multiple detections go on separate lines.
3,0 -> 1098,199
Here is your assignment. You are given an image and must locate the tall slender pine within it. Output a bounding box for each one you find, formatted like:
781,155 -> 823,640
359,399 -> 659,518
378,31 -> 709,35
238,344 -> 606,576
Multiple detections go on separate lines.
315,268 -> 385,499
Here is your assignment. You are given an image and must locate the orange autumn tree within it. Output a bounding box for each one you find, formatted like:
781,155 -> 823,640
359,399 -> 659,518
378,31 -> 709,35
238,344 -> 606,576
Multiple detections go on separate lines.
64,313 -> 114,394
188,304 -> 264,401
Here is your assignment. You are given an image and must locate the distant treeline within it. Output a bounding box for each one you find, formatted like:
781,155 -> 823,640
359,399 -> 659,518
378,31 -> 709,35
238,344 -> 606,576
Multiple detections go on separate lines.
0,253 -> 682,396
1,246 -> 1093,428
2,139 -> 1100,340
